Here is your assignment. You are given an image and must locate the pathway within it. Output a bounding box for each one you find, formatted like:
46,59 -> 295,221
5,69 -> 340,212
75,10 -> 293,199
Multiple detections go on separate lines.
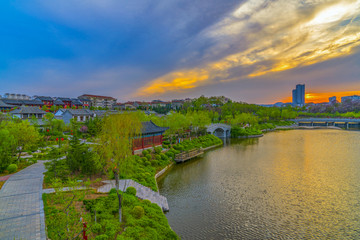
98,179 -> 169,211
0,161 -> 47,240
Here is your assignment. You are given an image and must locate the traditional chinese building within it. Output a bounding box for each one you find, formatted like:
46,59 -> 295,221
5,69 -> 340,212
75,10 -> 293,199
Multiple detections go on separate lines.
133,121 -> 169,151
34,96 -> 54,108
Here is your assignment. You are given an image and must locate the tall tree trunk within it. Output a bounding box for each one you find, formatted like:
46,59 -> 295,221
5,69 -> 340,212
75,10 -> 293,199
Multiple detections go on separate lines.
17,148 -> 22,163
114,171 -> 122,222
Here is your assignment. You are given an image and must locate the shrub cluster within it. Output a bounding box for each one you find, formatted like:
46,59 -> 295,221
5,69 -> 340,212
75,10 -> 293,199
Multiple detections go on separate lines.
83,191 -> 179,240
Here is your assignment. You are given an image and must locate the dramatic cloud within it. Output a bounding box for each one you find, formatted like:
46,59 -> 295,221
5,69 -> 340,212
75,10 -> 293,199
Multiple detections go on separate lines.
0,0 -> 359,103
135,0 -> 360,98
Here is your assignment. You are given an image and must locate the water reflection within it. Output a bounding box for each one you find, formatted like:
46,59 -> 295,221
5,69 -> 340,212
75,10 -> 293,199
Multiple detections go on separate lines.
158,130 -> 360,239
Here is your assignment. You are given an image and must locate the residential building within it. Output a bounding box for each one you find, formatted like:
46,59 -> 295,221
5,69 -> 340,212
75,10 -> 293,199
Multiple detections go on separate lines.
292,84 -> 305,106
34,96 -> 54,108
70,98 -> 84,108
1,98 -> 44,107
133,121 -> 169,151
171,99 -> 184,109
0,99 -> 14,112
329,96 -> 337,104
341,95 -> 360,103
10,106 -> 46,119
3,93 -> 31,100
56,97 -> 73,108
78,94 -> 116,108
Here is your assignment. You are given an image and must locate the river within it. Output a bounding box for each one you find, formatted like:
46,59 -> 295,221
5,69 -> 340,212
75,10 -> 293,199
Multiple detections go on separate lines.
158,129 -> 360,239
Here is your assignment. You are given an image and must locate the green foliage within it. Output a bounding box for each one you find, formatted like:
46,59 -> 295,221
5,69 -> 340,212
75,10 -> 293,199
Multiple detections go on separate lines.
174,135 -> 222,152
0,128 -> 16,172
66,134 -> 101,175
145,154 -> 152,161
154,146 -> 162,154
7,164 -> 17,173
126,187 -> 137,196
132,206 -> 145,219
43,179 -> 92,240
83,192 -> 179,240
231,126 -> 262,137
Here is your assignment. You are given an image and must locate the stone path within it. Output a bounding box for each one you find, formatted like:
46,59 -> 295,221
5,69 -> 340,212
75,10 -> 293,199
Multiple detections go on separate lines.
0,161 -> 47,240
98,179 -> 169,211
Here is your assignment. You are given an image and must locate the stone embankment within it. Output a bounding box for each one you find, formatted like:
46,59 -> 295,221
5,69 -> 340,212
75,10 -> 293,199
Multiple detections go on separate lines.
97,179 -> 169,212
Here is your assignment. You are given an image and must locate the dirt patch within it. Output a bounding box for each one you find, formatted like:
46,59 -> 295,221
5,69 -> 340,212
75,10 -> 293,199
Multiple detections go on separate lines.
0,181 -> 5,190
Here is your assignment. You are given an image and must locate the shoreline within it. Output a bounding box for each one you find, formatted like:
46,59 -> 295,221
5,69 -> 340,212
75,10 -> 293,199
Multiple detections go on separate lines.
274,125 -> 343,130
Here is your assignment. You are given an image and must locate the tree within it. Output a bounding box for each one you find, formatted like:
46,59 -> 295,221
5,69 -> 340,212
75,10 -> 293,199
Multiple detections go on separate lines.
97,113 -> 141,222
66,132 -> 100,175
5,121 -> 40,162
0,128 -> 16,172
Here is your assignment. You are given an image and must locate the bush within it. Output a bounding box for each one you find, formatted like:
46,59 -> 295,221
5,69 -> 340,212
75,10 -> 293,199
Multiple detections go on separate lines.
145,154 -> 152,161
141,157 -> 147,163
109,188 -> 117,195
126,187 -> 137,196
155,154 -> 161,161
7,164 -> 17,173
132,206 -> 145,219
154,146 -> 162,154
92,223 -> 102,234
95,234 -> 109,240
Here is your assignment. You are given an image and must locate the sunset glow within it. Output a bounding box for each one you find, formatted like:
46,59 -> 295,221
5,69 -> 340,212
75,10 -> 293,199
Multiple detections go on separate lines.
134,0 -> 360,98
282,91 -> 360,104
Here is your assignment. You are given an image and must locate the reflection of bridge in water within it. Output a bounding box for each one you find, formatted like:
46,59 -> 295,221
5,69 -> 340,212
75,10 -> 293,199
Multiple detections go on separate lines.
207,123 -> 231,138
293,118 -> 360,129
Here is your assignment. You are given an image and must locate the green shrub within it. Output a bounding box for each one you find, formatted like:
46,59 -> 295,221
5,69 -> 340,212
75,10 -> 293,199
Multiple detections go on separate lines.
132,206 -> 145,219
141,157 -> 147,163
154,146 -> 162,154
109,188 -> 117,195
95,234 -> 108,240
126,187 -> 137,196
7,164 -> 17,173
92,223 -> 102,234
145,154 -> 152,161
155,155 -> 161,161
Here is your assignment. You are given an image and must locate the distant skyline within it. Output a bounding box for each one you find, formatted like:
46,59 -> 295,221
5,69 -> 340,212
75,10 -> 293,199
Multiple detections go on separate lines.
0,1 -> 360,104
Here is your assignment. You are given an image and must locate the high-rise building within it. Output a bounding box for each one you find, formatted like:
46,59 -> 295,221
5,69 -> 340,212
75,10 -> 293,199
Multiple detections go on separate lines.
292,84 -> 305,106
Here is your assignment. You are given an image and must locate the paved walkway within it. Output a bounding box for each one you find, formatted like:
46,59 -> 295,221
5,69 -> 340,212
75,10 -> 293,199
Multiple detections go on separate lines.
0,161 -> 47,240
98,179 -> 169,211
0,174 -> 13,182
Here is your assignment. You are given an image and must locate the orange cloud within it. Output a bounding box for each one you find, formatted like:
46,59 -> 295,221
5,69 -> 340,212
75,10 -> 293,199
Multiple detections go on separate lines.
282,91 -> 360,103
133,0 -> 360,98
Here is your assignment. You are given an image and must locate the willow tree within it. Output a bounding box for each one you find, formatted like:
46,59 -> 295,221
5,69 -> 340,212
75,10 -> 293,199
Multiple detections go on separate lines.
97,112 -> 141,222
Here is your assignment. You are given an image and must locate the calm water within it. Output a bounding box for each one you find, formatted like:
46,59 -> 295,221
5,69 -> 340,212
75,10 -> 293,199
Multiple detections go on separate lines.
158,130 -> 360,239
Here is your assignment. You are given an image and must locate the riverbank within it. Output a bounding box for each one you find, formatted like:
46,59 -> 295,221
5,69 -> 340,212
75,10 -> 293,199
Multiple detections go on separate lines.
275,124 -> 343,130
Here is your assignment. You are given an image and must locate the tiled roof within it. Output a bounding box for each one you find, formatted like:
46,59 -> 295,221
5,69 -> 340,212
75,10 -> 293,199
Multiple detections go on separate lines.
65,109 -> 94,116
10,106 -> 47,114
35,96 -> 53,101
0,100 -> 14,108
58,97 -> 72,102
54,98 -> 65,105
79,94 -> 116,100
141,121 -> 169,134
71,98 -> 83,105
2,99 -> 44,106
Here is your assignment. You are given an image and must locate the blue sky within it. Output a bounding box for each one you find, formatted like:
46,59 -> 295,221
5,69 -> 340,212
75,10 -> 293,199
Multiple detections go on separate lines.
1,0 -> 360,103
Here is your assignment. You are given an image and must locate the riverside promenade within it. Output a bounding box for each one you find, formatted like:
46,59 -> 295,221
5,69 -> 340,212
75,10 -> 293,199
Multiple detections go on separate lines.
0,162 -> 47,240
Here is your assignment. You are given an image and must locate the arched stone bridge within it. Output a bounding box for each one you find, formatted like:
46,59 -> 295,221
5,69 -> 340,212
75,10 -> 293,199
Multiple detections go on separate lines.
207,123 -> 231,138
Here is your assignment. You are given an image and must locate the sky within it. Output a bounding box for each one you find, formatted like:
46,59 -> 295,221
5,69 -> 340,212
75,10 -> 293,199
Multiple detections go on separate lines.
0,0 -> 359,104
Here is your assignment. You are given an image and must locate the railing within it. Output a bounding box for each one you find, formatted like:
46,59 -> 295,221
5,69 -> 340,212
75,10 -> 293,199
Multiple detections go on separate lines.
174,149 -> 204,163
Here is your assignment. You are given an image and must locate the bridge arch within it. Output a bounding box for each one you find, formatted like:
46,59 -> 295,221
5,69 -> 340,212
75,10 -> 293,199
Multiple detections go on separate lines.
207,123 -> 231,138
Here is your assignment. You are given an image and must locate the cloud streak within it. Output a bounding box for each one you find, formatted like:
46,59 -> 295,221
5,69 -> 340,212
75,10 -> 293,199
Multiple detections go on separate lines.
135,0 -> 360,97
